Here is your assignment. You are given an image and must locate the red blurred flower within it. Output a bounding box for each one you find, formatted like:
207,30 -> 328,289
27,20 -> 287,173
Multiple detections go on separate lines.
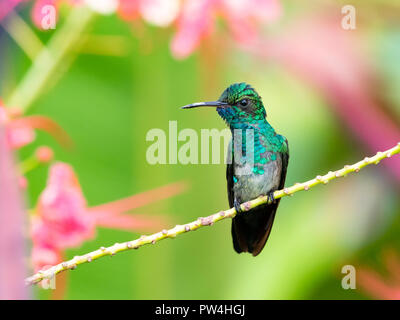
0,100 -> 72,149
358,249 -> 400,300
170,0 -> 281,59
30,163 -> 96,271
30,162 -> 188,271
117,0 -> 139,20
35,145 -> 54,163
34,163 -> 96,249
115,0 -> 281,58
0,101 -> 35,149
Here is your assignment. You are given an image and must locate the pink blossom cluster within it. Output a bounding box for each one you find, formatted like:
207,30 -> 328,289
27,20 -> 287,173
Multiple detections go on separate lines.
1,0 -> 281,58
30,163 -> 96,271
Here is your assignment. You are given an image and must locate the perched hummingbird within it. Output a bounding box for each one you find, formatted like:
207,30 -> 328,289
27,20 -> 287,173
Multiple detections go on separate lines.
182,83 -> 289,256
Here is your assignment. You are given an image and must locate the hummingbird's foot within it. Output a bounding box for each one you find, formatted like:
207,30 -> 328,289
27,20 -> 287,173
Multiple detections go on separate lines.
268,191 -> 276,204
234,198 -> 243,214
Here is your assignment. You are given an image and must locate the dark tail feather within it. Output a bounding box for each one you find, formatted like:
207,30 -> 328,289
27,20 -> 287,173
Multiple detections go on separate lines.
231,201 -> 279,256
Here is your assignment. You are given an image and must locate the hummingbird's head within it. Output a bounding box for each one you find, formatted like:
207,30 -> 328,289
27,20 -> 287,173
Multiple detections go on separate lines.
181,83 -> 266,127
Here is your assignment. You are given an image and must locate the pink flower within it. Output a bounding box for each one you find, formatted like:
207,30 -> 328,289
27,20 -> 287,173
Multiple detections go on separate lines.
117,0 -> 139,20
170,0 -> 215,59
35,163 -> 96,249
30,163 -> 96,271
0,99 -> 73,149
35,146 -> 54,163
220,0 -> 281,45
171,0 -> 281,59
31,219 -> 63,270
116,0 -> 281,58
0,101 -> 35,149
6,125 -> 36,149
30,162 -> 188,271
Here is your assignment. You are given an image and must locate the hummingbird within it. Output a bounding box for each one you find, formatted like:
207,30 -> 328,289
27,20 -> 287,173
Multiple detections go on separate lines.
182,83 -> 289,256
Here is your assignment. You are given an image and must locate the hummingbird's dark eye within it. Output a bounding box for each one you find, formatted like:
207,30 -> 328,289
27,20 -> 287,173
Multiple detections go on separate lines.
239,99 -> 248,107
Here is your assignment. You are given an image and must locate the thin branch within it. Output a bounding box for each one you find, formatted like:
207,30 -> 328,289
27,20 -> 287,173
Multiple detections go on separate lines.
0,10 -> 44,60
25,142 -> 400,286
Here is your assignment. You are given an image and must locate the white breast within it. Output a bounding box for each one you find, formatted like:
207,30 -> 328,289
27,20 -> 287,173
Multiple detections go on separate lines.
232,152 -> 282,203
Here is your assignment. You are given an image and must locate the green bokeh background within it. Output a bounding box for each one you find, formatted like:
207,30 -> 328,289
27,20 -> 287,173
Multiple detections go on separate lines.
1,1 -> 399,299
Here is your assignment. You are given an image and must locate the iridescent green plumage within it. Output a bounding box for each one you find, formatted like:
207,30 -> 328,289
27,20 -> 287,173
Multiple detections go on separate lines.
182,83 -> 289,256
217,83 -> 287,176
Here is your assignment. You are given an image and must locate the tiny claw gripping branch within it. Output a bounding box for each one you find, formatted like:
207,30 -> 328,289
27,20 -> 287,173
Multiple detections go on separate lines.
25,143 -> 400,286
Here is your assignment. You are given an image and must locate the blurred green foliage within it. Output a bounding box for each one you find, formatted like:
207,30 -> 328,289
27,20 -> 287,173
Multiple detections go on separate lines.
1,3 -> 399,300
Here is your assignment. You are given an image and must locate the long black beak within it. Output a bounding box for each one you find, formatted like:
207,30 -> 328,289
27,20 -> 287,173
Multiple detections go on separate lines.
181,101 -> 229,109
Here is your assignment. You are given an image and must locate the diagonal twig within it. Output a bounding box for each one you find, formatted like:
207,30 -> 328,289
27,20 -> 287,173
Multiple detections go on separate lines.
25,142 -> 400,286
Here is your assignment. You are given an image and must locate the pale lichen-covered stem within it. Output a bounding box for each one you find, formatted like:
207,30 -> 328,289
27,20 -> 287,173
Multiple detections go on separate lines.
6,6 -> 95,112
25,143 -> 400,286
